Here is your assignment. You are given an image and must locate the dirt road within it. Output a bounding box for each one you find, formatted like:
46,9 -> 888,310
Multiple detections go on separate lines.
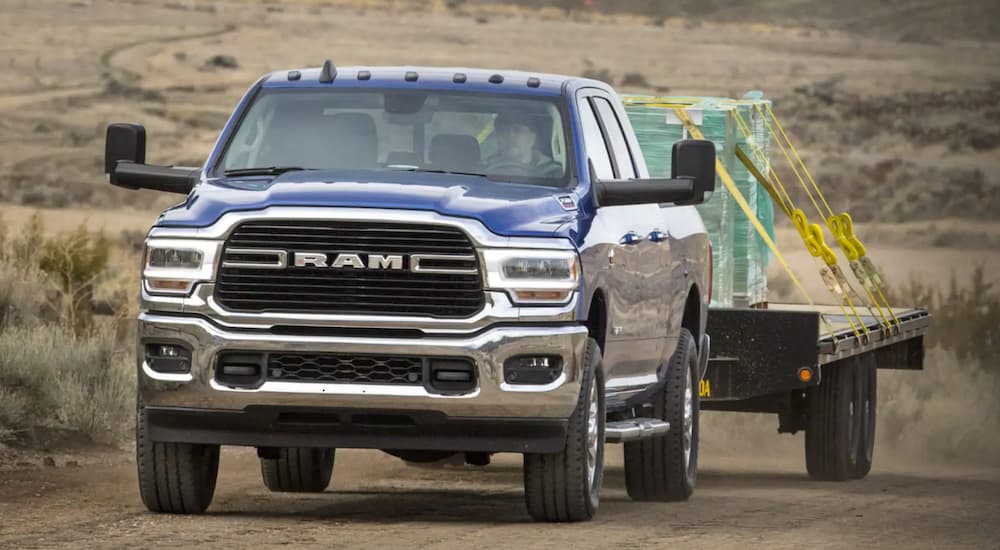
2,444 -> 998,549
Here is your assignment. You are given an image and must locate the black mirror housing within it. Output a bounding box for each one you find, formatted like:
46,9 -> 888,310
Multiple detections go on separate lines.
105,123 -> 146,175
671,139 -> 717,205
104,122 -> 197,195
594,179 -> 695,207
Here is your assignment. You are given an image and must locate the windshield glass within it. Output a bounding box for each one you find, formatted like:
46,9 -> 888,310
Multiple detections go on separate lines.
217,88 -> 570,185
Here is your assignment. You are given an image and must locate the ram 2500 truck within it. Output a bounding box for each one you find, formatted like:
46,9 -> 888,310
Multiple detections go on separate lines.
106,62 -> 717,523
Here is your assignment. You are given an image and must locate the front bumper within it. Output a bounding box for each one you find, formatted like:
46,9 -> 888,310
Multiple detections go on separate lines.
139,313 -> 588,430
145,406 -> 570,453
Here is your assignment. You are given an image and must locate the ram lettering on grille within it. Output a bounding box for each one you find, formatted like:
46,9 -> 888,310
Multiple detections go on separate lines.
215,220 -> 485,317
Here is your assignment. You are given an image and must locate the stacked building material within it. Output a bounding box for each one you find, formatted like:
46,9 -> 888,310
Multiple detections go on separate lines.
623,93 -> 775,307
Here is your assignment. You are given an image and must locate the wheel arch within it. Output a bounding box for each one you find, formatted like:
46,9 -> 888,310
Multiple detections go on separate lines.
584,288 -> 608,354
681,283 -> 706,351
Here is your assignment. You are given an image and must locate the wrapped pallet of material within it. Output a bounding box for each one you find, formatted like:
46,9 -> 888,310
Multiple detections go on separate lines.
623,94 -> 775,308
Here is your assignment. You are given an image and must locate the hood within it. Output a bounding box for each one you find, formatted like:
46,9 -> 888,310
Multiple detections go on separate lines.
155,170 -> 581,238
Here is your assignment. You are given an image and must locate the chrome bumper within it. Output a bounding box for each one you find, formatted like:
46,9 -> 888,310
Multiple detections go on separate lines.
138,313 -> 589,419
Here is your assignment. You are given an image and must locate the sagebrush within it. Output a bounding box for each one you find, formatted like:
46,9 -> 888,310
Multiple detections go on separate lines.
0,214 -> 136,445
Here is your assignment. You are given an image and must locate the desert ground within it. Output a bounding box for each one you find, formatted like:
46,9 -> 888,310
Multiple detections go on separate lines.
1,0 -> 999,548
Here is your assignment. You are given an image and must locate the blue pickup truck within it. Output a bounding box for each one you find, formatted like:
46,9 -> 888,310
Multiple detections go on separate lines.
106,61 -> 928,523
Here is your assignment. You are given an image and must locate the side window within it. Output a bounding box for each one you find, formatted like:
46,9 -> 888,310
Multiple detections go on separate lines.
593,97 -> 637,179
578,98 -> 615,180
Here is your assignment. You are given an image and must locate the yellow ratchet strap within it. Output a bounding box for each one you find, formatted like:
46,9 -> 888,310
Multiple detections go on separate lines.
734,145 -> 865,339
761,104 -> 899,330
671,107 -> 838,337
731,106 -> 868,337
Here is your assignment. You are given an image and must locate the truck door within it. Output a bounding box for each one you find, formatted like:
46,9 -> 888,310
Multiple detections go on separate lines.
577,90 -> 670,396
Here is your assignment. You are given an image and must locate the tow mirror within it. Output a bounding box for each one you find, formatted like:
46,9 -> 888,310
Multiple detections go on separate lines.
105,123 -> 198,195
671,139 -> 717,205
593,139 -> 717,207
105,123 -> 146,174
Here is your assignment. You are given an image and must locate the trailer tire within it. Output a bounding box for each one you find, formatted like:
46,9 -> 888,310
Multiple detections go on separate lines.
136,400 -> 220,514
624,328 -> 699,501
261,448 -> 335,493
806,357 -> 866,481
850,354 -> 877,479
523,338 -> 605,522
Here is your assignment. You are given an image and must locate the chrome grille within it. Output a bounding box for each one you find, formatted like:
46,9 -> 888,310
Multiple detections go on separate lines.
268,353 -> 423,385
215,220 -> 484,317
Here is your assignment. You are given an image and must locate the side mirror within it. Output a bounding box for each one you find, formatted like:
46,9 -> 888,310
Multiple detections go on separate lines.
592,139 -> 717,207
105,123 -> 198,195
105,123 -> 146,174
671,139 -> 717,205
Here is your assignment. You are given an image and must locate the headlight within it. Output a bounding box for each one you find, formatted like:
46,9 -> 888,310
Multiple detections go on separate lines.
482,249 -> 579,305
143,239 -> 221,295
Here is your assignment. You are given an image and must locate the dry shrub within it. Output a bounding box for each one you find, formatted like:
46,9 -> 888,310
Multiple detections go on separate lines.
890,266 -> 1000,369
0,213 -> 134,445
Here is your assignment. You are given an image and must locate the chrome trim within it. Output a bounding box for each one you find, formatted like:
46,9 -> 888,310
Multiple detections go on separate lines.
221,248 -> 288,269
411,254 -> 478,274
605,418 -> 670,443
143,283 -> 578,334
147,207 -> 575,251
138,313 -> 589,418
142,361 -> 194,383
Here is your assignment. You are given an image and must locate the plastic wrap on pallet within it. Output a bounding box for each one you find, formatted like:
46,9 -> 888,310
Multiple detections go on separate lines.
623,95 -> 775,308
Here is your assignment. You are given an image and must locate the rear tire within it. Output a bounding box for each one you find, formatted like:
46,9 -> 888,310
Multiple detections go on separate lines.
136,401 -> 220,514
850,354 -> 877,479
806,356 -> 869,481
624,328 -> 700,501
523,338 -> 605,522
261,448 -> 335,493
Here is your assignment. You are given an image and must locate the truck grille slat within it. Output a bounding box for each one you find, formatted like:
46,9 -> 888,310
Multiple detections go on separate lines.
216,220 -> 485,317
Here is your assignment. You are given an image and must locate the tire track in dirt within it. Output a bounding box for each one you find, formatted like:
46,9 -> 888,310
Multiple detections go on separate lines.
0,24 -> 239,114
99,24 -> 239,83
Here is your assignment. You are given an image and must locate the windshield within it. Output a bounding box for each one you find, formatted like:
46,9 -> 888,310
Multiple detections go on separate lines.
217,88 -> 571,185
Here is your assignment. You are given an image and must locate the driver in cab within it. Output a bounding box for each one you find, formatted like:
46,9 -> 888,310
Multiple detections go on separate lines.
486,112 -> 562,177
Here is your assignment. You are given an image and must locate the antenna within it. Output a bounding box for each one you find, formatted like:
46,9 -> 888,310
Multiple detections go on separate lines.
319,59 -> 337,83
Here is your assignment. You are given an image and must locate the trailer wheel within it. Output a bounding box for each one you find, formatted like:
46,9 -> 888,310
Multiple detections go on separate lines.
136,400 -> 220,514
850,354 -> 877,479
806,357 -> 866,481
623,328 -> 699,501
523,337 -> 605,522
261,448 -> 335,493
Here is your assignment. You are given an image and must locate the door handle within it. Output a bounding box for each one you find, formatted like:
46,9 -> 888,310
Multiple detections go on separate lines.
648,230 -> 668,242
619,231 -> 644,245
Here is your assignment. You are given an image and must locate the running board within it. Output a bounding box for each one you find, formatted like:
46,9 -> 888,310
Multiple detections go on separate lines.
605,418 -> 670,443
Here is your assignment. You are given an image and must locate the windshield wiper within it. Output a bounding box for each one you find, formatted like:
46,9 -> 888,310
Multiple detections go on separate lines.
223,166 -> 315,177
389,167 -> 488,178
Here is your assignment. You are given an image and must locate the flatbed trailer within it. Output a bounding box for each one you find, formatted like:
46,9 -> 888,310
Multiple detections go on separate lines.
701,304 -> 931,480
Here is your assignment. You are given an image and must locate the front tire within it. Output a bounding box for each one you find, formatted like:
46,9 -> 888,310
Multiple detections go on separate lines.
261,448 -> 335,493
523,337 -> 605,522
136,401 -> 220,514
624,328 -> 700,501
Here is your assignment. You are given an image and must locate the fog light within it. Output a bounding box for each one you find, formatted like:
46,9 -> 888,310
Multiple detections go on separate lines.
504,355 -> 563,385
145,343 -> 192,373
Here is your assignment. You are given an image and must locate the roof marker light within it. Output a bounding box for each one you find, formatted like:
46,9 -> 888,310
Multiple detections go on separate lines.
318,59 -> 336,83
357,70 -> 372,81
527,77 -> 541,88
405,71 -> 418,82
489,74 -> 504,84
287,70 -> 301,81
453,73 -> 467,84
